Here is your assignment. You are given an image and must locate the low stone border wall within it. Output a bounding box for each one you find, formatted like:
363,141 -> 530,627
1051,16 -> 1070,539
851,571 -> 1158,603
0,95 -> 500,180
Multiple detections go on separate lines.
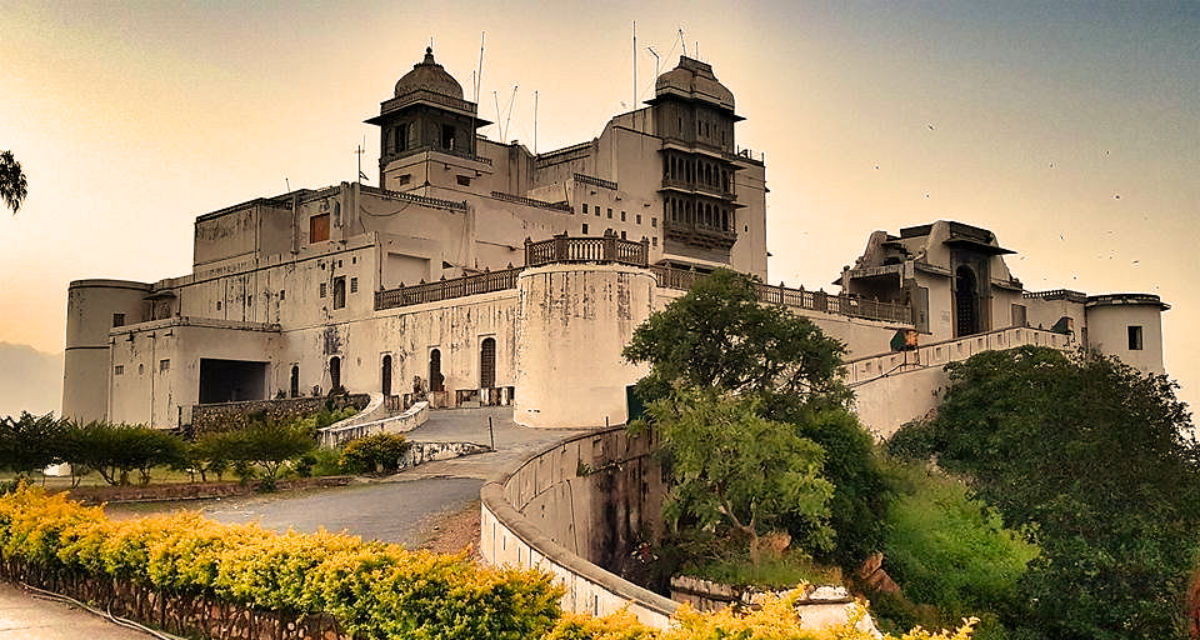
191,395 -> 370,435
317,401 -> 429,448
399,441 -> 491,470
479,427 -> 677,628
59,476 -> 353,505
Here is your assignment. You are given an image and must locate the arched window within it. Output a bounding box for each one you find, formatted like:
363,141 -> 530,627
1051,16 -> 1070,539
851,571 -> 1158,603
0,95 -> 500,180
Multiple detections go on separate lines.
289,365 -> 299,398
480,338 -> 496,389
429,349 -> 444,392
329,356 -> 342,393
955,266 -> 980,337
381,355 -> 393,396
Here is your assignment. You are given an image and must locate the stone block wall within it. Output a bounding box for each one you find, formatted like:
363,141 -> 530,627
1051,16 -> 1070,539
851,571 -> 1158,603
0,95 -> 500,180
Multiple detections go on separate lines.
189,394 -> 369,435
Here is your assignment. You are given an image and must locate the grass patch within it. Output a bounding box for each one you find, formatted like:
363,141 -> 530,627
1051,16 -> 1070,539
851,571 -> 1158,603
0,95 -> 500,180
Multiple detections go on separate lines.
682,549 -> 842,589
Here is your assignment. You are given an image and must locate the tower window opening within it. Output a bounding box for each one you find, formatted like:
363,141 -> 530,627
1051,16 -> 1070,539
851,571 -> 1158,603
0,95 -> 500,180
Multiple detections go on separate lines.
441,125 -> 456,150
1128,325 -> 1144,350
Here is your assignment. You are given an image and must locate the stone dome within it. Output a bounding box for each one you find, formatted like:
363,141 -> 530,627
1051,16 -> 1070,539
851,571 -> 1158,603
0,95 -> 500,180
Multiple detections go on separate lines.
655,57 -> 734,111
394,47 -> 464,100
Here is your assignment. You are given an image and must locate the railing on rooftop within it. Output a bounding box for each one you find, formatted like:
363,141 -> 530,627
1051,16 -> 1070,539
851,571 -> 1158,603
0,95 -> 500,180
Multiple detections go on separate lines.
490,191 -> 573,212
525,232 -> 649,268
1024,289 -> 1088,304
359,185 -> 468,211
574,173 -> 618,191
650,266 -> 912,324
374,267 -> 522,310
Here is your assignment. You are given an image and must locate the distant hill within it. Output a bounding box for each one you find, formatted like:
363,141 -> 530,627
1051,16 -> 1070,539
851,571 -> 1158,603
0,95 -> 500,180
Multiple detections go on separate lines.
0,343 -> 63,419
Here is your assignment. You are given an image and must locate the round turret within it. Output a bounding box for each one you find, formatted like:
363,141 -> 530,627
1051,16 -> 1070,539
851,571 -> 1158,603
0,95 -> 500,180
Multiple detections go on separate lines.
394,47 -> 463,100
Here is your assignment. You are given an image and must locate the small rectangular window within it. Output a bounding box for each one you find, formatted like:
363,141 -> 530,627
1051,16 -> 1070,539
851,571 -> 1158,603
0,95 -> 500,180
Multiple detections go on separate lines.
456,175 -> 471,186
582,223 -> 589,234
582,203 -> 588,214
216,301 -> 222,311
310,213 -> 330,243
607,208 -> 613,219
636,214 -> 642,225
595,205 -> 600,217
320,283 -> 327,298
350,277 -> 358,294
620,211 -> 626,222
280,290 -> 286,301
112,313 -> 125,328
652,237 -> 658,247
620,230 -> 627,240
398,174 -> 412,186
1128,325 -> 1144,350
652,217 -> 658,228
159,359 -> 170,373
114,365 -> 124,376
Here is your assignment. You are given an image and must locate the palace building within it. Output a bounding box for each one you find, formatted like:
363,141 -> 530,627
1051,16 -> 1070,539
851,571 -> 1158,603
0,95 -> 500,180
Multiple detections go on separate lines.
61,48 -> 1168,436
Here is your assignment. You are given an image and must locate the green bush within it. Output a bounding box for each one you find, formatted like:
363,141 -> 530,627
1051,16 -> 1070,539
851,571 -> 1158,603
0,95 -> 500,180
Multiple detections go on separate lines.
339,433 -> 411,475
70,422 -> 187,486
880,460 -> 1036,622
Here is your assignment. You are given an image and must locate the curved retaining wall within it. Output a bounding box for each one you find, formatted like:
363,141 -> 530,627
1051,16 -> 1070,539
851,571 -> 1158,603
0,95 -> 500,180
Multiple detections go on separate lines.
479,426 -> 677,627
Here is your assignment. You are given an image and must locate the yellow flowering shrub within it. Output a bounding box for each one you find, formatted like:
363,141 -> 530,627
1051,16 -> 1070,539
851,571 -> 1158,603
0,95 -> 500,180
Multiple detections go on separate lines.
0,486 -> 974,640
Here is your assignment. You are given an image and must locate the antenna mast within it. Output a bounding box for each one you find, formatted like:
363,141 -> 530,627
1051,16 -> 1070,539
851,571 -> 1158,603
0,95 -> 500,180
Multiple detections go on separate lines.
632,21 -> 637,108
679,28 -> 687,57
534,90 -> 539,154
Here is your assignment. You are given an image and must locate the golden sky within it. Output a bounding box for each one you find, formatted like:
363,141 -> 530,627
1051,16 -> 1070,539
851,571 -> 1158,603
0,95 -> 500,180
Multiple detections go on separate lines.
1,1 -> 1197,412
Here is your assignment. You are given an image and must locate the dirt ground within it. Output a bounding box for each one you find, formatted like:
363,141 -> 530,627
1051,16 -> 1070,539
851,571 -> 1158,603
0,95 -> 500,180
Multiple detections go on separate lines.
416,499 -> 482,559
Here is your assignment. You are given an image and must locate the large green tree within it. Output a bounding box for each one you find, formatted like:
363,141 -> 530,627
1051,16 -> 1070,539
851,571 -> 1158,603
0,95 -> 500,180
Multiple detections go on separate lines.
891,346 -> 1200,639
0,150 -> 28,215
641,388 -> 833,564
625,269 -> 888,569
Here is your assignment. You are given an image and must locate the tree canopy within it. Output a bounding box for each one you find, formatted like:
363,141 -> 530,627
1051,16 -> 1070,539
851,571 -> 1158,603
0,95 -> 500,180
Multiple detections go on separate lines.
0,150 -> 28,215
625,269 -> 888,570
890,346 -> 1200,639
623,268 -> 850,420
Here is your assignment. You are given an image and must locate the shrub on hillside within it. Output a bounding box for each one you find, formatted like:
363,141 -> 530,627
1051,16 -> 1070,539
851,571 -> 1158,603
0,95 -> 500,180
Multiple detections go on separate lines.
70,422 -> 187,486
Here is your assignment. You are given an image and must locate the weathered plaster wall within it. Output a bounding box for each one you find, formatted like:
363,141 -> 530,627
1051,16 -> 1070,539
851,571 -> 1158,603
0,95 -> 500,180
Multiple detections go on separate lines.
480,426 -> 675,628
1086,301 -> 1166,374
62,280 -> 152,424
514,264 -> 655,429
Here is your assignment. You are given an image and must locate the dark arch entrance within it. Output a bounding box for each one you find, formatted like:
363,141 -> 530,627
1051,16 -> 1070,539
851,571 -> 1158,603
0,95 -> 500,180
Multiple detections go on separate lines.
381,355 -> 393,396
429,349 -> 444,392
480,338 -> 496,389
289,365 -> 299,398
955,266 -> 980,337
329,356 -> 342,393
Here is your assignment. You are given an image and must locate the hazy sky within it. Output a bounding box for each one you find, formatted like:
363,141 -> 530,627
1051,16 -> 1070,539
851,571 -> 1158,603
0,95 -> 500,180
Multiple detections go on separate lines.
1,1 -> 1197,412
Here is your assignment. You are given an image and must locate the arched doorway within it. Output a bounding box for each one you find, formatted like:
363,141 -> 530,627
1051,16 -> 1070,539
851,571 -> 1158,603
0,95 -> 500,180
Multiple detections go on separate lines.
289,365 -> 299,398
381,355 -> 393,396
955,266 -> 980,337
329,356 -> 342,393
429,349 -> 444,392
480,338 -> 496,389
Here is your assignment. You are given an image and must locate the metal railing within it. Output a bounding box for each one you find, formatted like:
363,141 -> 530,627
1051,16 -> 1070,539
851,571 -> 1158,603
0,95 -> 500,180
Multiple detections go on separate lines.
359,185 -> 468,211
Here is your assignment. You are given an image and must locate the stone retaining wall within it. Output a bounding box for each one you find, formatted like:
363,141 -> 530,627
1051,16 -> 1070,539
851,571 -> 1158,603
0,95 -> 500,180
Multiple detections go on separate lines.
479,426 -> 677,627
190,395 -> 370,435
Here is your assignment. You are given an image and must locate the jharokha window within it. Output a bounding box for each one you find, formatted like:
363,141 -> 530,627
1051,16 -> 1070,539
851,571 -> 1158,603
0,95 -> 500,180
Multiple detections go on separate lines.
310,213 -> 330,243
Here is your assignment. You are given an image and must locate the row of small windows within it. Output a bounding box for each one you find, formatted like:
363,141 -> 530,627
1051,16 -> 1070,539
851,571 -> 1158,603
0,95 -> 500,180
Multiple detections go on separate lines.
385,123 -> 459,154
578,223 -> 658,247
663,196 -> 734,232
319,276 -> 358,309
579,203 -> 655,228
114,360 -> 168,376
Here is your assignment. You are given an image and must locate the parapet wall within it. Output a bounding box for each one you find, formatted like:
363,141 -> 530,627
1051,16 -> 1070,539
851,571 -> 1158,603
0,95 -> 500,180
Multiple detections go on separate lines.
479,426 -> 677,627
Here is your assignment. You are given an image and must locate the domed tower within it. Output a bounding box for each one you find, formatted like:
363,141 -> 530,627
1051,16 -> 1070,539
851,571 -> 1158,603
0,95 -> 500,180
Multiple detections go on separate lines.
646,57 -> 744,263
366,47 -> 491,190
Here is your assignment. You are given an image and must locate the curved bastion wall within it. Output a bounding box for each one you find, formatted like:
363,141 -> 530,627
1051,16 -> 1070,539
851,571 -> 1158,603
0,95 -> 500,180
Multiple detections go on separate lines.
513,264 -> 655,429
479,426 -> 677,627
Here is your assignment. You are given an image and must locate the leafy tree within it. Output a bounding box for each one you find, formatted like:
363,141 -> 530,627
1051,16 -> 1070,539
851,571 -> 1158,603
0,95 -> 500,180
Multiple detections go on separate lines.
72,422 -> 187,485
891,346 -> 1200,639
625,269 -> 888,569
0,412 -> 65,475
0,150 -> 28,215
640,388 -> 833,565
623,268 -> 850,420
339,432 -> 411,475
211,419 -> 316,485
